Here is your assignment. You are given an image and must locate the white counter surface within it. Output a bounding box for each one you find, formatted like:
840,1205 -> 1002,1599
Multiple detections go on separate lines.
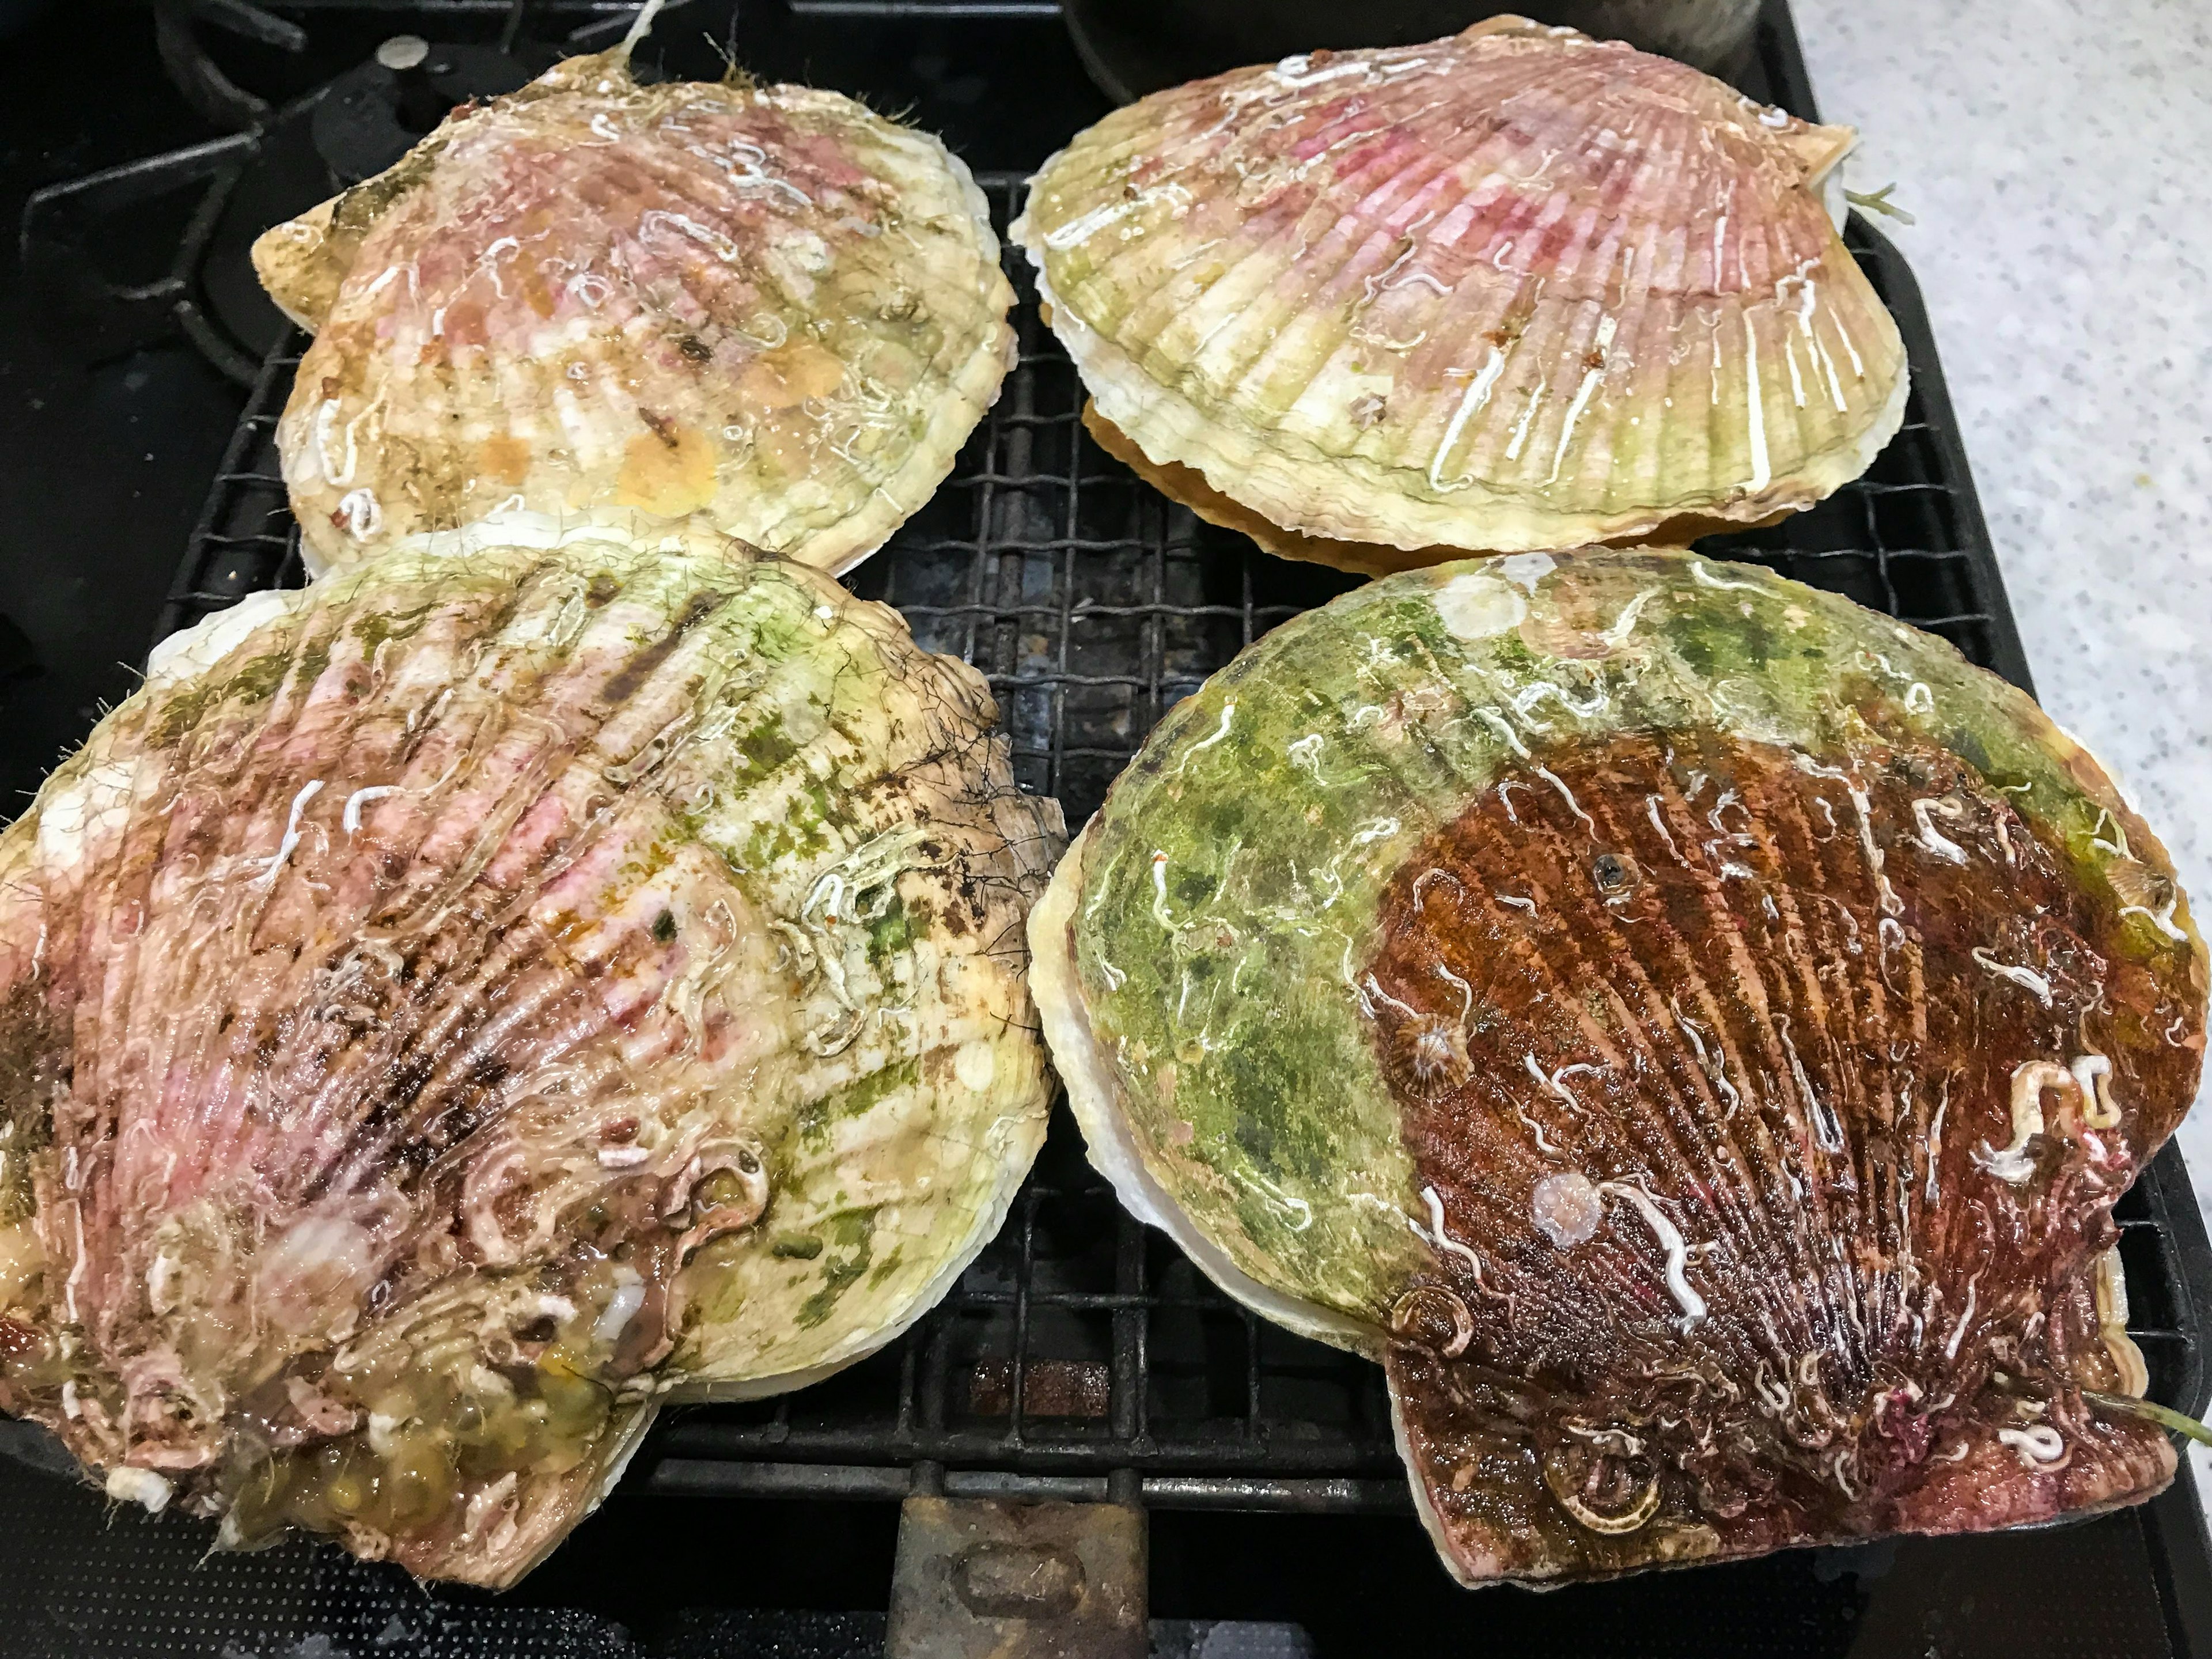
1796,0 -> 2212,1520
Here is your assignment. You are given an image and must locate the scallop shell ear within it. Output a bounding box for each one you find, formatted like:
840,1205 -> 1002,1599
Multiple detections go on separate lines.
1033,549 -> 2207,1584
0,529 -> 1063,1585
1018,26 -> 1906,571
260,56 -> 1014,577
251,95 -> 474,331
250,198 -> 344,331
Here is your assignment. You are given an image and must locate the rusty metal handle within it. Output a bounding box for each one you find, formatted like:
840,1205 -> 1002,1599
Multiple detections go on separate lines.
887,1484 -> 1147,1659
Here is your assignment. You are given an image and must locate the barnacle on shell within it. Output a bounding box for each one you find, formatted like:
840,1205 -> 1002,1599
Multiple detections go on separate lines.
255,43 -> 1014,576
0,519 -> 1063,1585
1016,18 -> 1908,574
1029,548 -> 2207,1584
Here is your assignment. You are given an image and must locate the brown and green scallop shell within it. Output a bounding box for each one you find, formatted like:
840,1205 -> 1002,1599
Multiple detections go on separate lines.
1028,547 -> 2207,1584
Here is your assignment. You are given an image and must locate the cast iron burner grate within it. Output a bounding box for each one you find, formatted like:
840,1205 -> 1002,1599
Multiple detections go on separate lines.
150,176 -> 2212,1517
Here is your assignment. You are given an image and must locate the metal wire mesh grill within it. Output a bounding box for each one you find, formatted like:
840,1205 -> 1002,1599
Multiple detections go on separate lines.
154,176 -> 2207,1513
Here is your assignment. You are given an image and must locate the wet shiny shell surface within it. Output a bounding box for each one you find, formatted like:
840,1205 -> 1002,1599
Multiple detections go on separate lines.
257,51 -> 1015,576
0,523 -> 1063,1585
1016,18 -> 1908,567
1029,548 -> 2207,1583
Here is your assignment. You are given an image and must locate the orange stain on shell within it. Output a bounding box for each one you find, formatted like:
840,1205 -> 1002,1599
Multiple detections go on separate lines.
736,343 -> 847,414
478,433 -> 532,487
615,423 -> 718,516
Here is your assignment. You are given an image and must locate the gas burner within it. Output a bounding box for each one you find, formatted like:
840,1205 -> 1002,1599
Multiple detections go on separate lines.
21,34 -> 558,384
314,36 -> 552,184
147,0 -> 645,130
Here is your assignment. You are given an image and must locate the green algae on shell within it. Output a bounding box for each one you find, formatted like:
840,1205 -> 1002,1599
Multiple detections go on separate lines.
1029,547 -> 2207,1584
0,516 -> 1063,1585
1016,18 -> 1907,573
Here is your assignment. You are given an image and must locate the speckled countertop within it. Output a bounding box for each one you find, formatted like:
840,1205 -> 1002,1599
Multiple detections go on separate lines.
1794,0 -> 2212,1515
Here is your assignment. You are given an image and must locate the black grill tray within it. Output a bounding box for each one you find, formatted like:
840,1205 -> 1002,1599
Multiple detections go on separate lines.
4,1 -> 2210,1654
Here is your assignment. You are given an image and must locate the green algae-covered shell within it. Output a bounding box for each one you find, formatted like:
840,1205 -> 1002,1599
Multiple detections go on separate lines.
0,516 -> 1062,1586
1030,547 -> 2207,1584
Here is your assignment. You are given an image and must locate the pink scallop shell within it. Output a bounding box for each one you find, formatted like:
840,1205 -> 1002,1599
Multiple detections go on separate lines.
1017,18 -> 1909,566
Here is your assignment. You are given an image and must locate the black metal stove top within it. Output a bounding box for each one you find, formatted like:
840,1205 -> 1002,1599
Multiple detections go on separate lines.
3,3 -> 2212,1656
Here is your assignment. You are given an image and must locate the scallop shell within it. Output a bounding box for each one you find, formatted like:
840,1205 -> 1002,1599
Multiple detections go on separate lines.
1015,18 -> 1907,573
1029,548 -> 2207,1584
254,48 -> 1015,577
0,520 -> 1064,1585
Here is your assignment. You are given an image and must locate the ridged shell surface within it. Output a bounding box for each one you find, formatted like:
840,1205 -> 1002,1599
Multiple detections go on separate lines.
0,520 -> 1064,1585
255,51 -> 1015,576
1029,548 -> 2207,1583
1015,18 -> 1908,570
